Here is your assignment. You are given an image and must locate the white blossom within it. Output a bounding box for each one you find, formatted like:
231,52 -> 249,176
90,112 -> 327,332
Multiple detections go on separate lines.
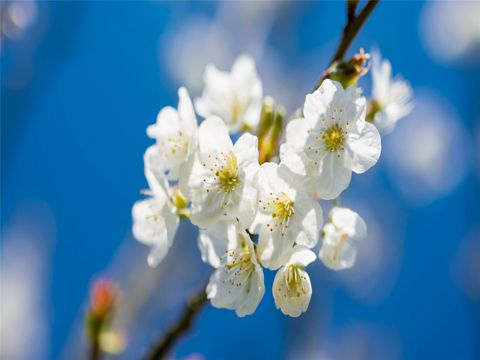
188,116 -> 259,228
195,55 -> 263,133
319,207 -> 367,270
146,87 -> 198,185
280,79 -> 381,200
370,50 -> 413,134
132,168 -> 180,267
251,162 -> 323,270
204,222 -> 265,317
273,246 -> 315,317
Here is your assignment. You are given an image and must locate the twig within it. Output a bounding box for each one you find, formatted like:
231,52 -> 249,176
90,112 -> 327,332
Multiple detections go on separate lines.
89,341 -> 101,360
330,0 -> 379,64
313,0 -> 379,90
142,280 -> 209,360
347,0 -> 360,23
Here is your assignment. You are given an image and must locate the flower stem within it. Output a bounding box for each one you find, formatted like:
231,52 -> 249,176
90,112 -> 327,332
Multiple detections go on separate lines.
142,280 -> 209,360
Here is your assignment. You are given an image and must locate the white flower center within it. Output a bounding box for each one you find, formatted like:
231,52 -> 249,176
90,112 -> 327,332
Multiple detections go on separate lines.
307,108 -> 349,158
259,192 -> 295,237
230,97 -> 246,125
222,240 -> 254,293
322,227 -> 350,262
322,123 -> 346,152
202,151 -> 241,197
278,265 -> 308,298
158,130 -> 189,159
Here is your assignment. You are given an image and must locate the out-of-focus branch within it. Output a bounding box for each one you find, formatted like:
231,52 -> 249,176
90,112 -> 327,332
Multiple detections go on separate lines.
89,341 -> 101,360
142,281 -> 208,360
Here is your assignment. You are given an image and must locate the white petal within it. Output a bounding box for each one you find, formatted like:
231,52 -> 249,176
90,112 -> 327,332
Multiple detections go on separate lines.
273,266 -> 312,317
256,162 -> 292,198
257,226 -> 294,270
147,243 -> 169,268
288,192 -> 323,248
198,116 -> 233,154
233,133 -> 259,169
285,245 -> 317,267
371,49 -> 392,104
319,238 -> 357,270
234,168 -> 258,228
197,221 -> 237,268
303,80 -> 342,120
177,87 -> 197,134
314,153 -> 352,200
147,106 -> 179,139
144,145 -> 169,189
345,122 -> 381,174
232,55 -> 262,104
330,207 -> 367,241
132,198 -> 179,267
282,118 -> 311,153
189,191 -> 226,228
195,64 -> 233,120
207,261 -> 264,317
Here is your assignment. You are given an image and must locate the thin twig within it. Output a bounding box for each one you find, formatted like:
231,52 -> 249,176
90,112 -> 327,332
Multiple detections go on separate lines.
89,342 -> 101,360
142,280 -> 209,360
347,0 -> 360,23
330,0 -> 379,64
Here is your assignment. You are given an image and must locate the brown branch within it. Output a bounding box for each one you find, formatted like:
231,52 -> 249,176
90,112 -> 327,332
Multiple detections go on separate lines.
330,0 -> 380,64
89,341 -> 101,360
142,280 -> 208,360
313,0 -> 379,90
347,0 -> 360,23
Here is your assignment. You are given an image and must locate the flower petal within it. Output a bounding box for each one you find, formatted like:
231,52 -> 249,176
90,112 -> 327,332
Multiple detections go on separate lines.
345,121 -> 381,174
314,152 -> 352,200
330,207 -> 367,241
198,116 -> 233,154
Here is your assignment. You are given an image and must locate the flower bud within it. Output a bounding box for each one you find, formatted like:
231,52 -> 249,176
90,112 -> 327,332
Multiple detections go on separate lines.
257,98 -> 284,164
170,187 -> 189,218
318,49 -> 369,89
86,279 -> 118,351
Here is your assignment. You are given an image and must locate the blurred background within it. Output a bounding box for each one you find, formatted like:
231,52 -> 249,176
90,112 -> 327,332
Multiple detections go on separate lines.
1,1 -> 479,359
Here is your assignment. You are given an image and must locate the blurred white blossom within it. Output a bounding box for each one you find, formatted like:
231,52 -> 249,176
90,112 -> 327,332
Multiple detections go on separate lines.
421,1 -> 480,63
0,204 -> 53,360
195,55 -> 263,133
320,207 -> 366,271
132,167 -> 181,267
384,90 -> 471,205
369,50 -> 413,134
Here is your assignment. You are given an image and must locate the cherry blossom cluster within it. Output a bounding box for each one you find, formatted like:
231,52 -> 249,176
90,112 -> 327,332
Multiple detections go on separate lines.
132,53 -> 412,317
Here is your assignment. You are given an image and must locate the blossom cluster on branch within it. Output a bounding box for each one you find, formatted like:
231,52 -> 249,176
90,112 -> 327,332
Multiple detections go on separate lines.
132,52 -> 412,317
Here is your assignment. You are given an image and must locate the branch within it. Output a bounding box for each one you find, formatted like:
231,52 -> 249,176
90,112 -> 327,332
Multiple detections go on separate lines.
347,0 -> 359,23
142,280 -> 208,360
89,342 -> 101,360
330,0 -> 379,64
